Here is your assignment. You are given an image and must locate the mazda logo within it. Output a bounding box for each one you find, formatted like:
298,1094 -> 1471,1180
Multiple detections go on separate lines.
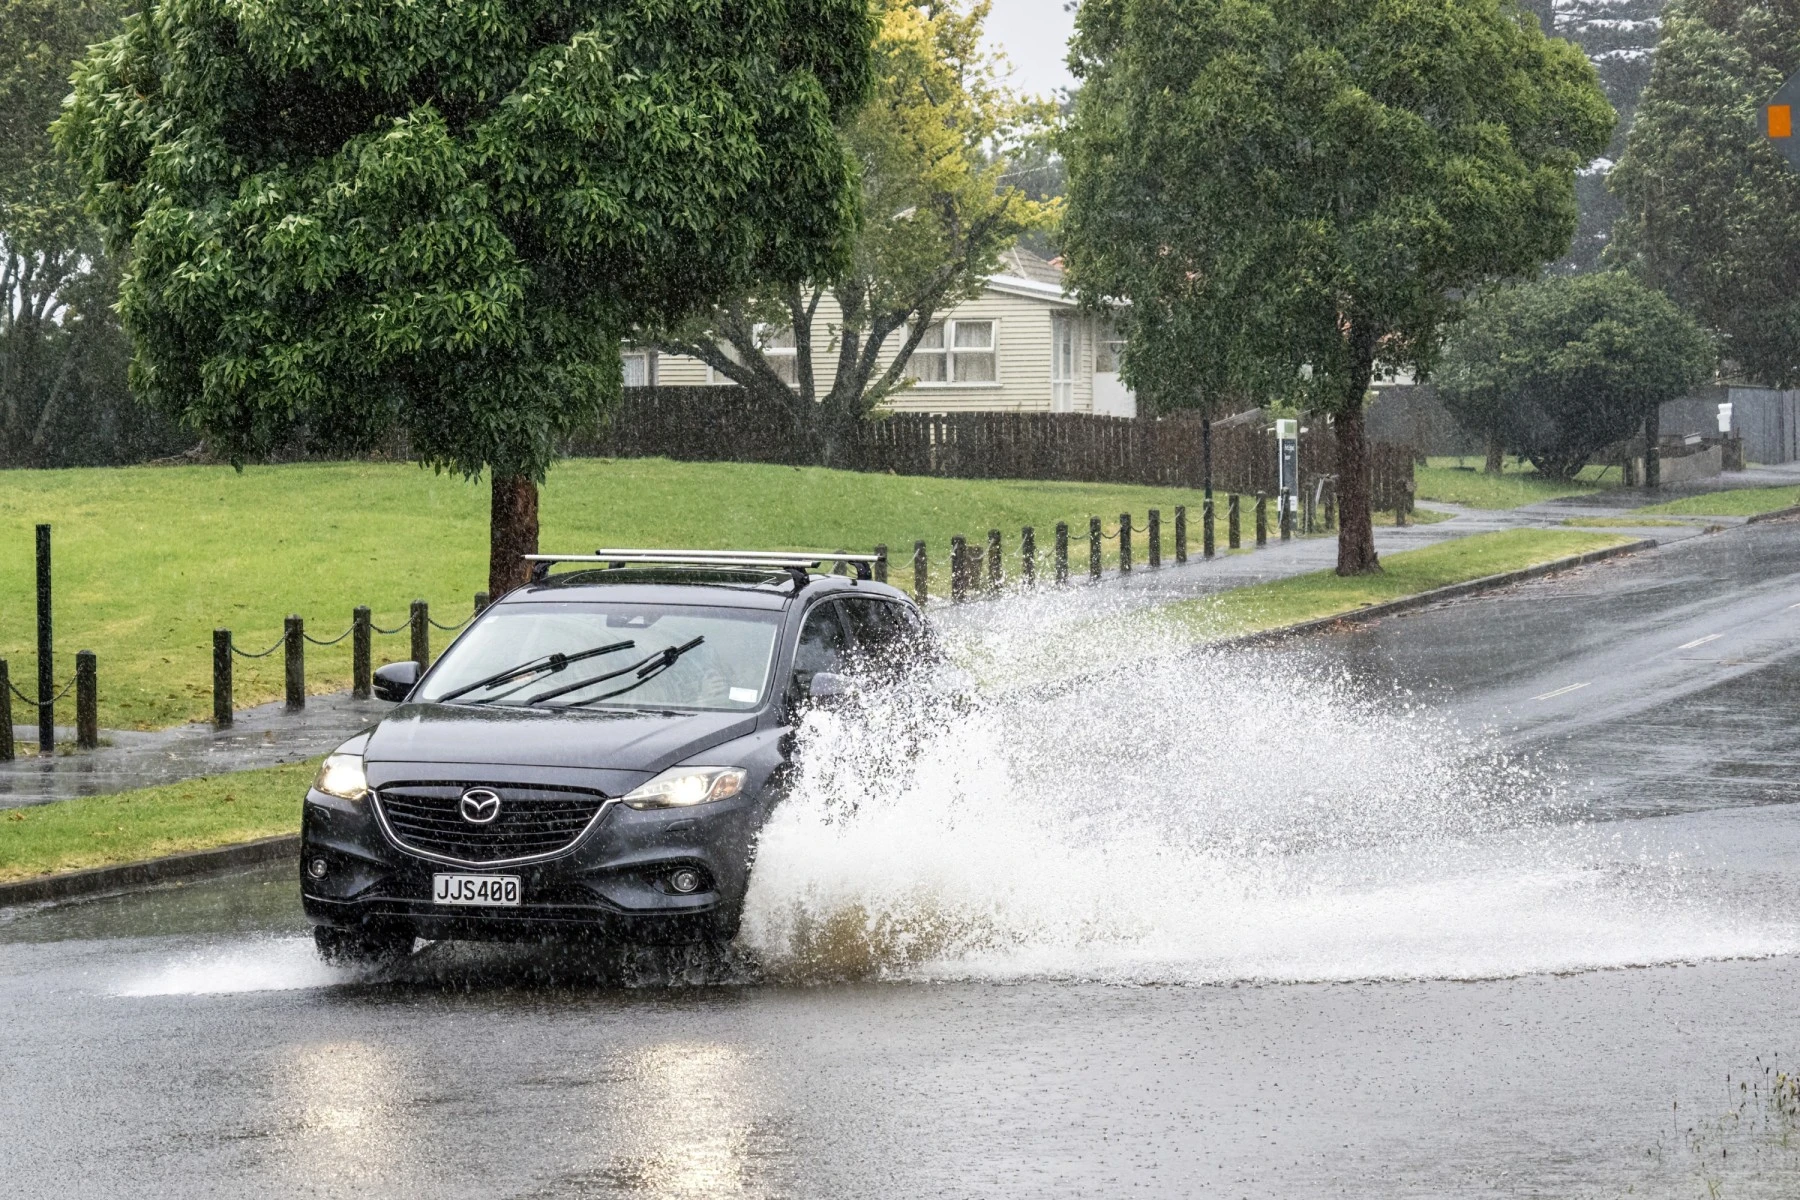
459,789 -> 503,825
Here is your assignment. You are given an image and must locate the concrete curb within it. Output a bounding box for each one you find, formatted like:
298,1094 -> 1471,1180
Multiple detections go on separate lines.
0,834 -> 298,908
1222,537 -> 1659,649
1746,504 -> 1800,525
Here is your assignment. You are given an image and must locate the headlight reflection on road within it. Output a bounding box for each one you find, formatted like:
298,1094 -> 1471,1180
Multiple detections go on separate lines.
606,1041 -> 768,1200
272,1042 -> 417,1185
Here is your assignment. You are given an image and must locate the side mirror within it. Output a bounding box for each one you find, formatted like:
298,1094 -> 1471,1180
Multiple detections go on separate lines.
807,671 -> 858,707
373,660 -> 421,703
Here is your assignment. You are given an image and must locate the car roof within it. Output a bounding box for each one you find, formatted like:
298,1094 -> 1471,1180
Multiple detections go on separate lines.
500,571 -> 915,612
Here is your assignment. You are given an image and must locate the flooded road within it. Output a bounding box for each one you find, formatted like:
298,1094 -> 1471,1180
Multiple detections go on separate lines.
5,522 -> 1800,1198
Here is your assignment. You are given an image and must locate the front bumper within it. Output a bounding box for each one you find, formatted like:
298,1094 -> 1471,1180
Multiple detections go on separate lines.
299,785 -> 763,944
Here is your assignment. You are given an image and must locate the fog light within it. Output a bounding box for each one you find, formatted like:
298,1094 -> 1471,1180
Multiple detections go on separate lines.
668,868 -> 703,895
307,857 -> 330,880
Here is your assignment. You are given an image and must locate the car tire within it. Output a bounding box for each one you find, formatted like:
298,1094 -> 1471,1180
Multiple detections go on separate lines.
313,925 -> 414,965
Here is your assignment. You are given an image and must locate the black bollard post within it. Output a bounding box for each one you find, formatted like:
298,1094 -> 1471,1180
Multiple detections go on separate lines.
1088,517 -> 1102,581
1055,522 -> 1071,585
1203,495 -> 1216,560
1148,509 -> 1162,568
1280,489 -> 1294,541
352,607 -> 372,700
213,630 -> 233,728
987,530 -> 1003,591
1255,493 -> 1268,547
1021,527 -> 1036,586
0,659 -> 13,762
1174,506 -> 1188,565
1229,494 -> 1242,550
874,544 -> 889,585
913,540 -> 928,606
1119,513 -> 1133,574
410,600 -> 430,669
950,536 -> 969,602
36,523 -> 53,755
75,650 -> 97,750
284,616 -> 305,710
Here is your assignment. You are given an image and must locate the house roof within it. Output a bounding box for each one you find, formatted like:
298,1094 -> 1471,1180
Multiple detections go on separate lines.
986,246 -> 1076,306
994,246 -> 1066,287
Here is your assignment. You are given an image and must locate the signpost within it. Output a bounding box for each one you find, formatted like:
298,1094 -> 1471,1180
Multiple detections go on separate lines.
1275,418 -> 1299,533
1766,72 -> 1800,171
36,524 -> 53,754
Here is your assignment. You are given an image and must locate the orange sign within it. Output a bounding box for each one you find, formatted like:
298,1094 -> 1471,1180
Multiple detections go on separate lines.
1768,74 -> 1800,169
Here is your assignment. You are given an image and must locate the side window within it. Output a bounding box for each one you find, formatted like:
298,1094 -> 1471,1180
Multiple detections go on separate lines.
842,596 -> 899,649
842,597 -> 926,674
889,602 -> 925,641
792,601 -> 850,695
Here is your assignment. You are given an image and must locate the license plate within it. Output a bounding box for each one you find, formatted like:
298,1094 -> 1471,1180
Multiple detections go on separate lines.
432,874 -> 521,907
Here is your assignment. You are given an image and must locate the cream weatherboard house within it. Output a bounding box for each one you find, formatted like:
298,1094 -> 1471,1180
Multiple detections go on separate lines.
623,248 -> 1139,418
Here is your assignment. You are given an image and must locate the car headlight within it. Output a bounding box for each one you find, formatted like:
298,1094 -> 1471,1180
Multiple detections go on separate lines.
314,754 -> 369,801
622,766 -> 747,811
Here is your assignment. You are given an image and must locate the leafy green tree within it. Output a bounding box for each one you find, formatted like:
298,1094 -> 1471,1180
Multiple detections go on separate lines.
1,0 -> 180,467
1061,0 -> 1614,573
1610,0 -> 1800,387
651,0 -> 1055,467
56,0 -> 874,593
1438,272 -> 1715,478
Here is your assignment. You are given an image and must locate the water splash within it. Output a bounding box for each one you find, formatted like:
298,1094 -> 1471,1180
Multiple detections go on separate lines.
118,937 -> 354,996
741,596 -> 1794,984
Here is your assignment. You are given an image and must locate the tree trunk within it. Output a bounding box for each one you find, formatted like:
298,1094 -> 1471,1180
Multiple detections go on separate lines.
1643,407 -> 1661,489
489,474 -> 540,598
1484,431 -> 1504,474
1335,404 -> 1381,576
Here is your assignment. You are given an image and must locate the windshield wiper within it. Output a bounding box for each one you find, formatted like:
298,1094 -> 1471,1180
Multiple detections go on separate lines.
436,639 -> 636,704
527,637 -> 706,707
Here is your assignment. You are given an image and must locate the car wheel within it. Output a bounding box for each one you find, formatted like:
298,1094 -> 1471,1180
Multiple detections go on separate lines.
313,925 -> 414,965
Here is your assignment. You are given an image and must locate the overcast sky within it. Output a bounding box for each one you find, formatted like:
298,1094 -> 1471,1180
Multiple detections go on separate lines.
985,0 -> 1078,98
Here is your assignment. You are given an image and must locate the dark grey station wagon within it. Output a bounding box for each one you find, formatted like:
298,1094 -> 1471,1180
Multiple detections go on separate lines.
300,550 -> 926,963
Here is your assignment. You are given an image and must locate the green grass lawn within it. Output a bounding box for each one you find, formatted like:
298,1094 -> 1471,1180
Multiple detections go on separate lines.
0,759 -> 315,884
1415,457 -> 1615,509
2,458 -> 1237,729
1151,528 -> 1633,639
1634,485 -> 1800,518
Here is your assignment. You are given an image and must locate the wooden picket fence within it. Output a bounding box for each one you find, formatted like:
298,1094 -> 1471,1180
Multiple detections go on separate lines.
574,387 -> 1416,511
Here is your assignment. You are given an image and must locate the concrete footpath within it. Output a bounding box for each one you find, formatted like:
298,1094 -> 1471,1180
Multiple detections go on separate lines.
5,463 -> 1796,809
2,691 -> 391,810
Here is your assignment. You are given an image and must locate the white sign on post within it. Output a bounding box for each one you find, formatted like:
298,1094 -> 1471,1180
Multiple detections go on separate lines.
1276,418 -> 1299,524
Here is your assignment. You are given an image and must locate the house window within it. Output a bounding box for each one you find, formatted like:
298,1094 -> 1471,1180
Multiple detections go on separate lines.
622,349 -> 654,387
907,319 -> 998,385
760,327 -> 800,386
1096,338 -> 1126,374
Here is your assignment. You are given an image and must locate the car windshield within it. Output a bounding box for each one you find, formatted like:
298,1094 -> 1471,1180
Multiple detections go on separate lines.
418,602 -> 782,712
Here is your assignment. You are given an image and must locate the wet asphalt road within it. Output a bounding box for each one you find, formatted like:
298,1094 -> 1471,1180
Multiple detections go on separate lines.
5,520 -> 1800,1199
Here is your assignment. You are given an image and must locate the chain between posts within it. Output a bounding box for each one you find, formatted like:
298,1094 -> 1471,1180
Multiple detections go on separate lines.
4,674 -> 76,706
229,635 -> 285,659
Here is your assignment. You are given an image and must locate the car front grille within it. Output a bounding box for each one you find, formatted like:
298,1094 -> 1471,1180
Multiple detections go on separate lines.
372,783 -> 611,865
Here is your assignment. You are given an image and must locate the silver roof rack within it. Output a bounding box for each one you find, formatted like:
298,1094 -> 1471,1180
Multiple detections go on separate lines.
524,549 -> 884,586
